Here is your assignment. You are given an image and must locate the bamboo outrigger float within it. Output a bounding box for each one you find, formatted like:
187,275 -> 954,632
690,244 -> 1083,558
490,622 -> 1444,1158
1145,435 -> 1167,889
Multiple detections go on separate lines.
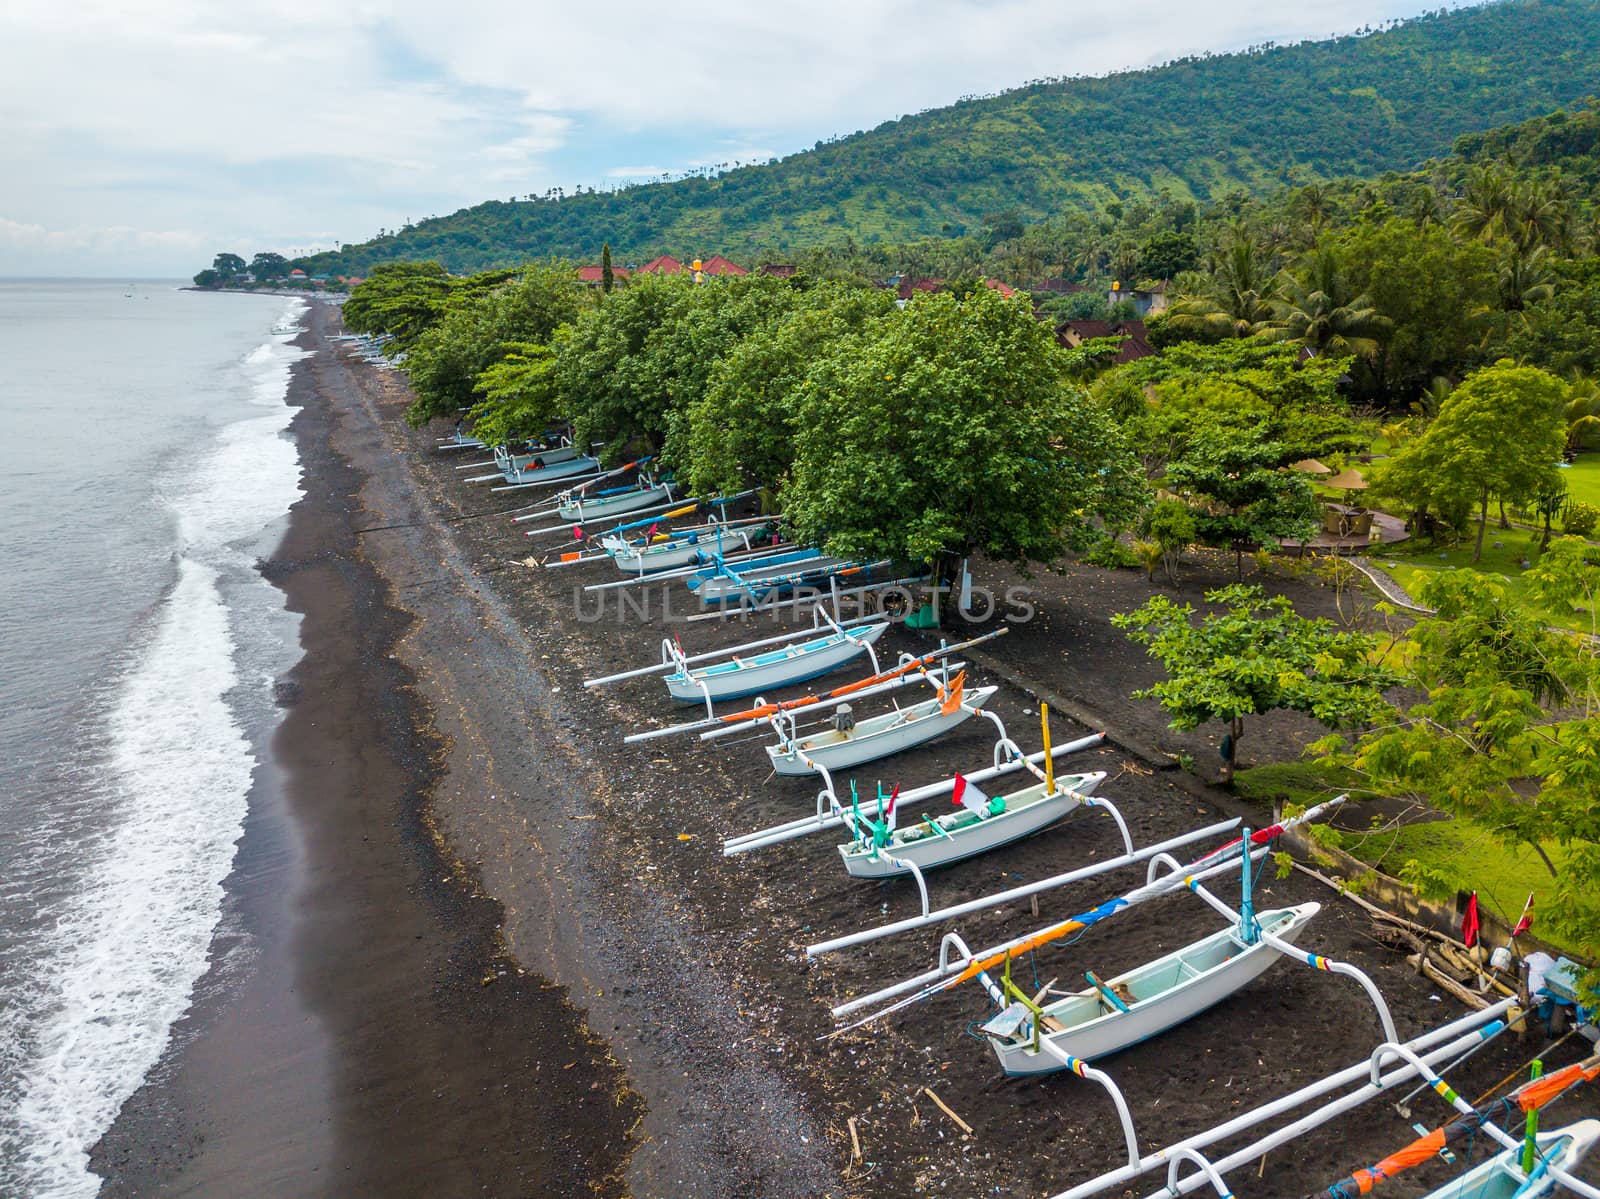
665,618 -> 889,710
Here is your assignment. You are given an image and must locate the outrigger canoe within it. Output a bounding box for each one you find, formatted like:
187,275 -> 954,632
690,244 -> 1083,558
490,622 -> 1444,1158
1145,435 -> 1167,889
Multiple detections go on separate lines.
666,622 -> 888,704
766,684 -> 998,777
605,522 -> 772,575
1418,1120 -> 1600,1199
981,902 -> 1320,1075
838,770 -> 1107,879
557,479 -> 675,523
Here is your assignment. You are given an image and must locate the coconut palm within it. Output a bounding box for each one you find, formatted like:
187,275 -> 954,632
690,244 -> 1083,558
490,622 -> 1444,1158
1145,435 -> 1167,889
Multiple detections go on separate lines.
1452,162 -> 1513,242
1562,376 -> 1600,454
1257,248 -> 1390,360
1165,237 -> 1279,340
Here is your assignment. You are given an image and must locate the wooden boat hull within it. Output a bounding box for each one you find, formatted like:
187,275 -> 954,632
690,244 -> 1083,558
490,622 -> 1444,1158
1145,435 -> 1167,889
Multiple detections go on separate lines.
1420,1120 -> 1600,1198
766,686 -> 998,777
607,526 -> 761,575
495,443 -> 581,472
559,483 -> 674,523
666,623 -> 888,703
987,903 -> 1321,1076
838,771 -> 1107,878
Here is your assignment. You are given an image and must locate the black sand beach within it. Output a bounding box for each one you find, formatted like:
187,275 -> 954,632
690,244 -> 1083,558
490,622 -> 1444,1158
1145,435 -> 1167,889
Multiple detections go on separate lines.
93,303 -> 1599,1198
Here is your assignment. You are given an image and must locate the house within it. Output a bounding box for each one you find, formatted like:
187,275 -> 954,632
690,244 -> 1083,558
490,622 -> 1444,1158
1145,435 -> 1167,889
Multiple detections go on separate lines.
894,276 -> 943,302
982,278 -> 1022,299
1108,280 -> 1169,318
697,255 -> 747,276
758,263 -> 798,278
288,268 -> 307,280
1056,318 -> 1156,364
576,264 -> 632,285
636,255 -> 686,275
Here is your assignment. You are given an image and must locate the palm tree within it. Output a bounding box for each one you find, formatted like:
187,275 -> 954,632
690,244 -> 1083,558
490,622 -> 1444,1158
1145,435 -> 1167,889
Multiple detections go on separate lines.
1257,248 -> 1390,359
1452,162 -> 1513,242
1562,376 -> 1600,455
1295,182 -> 1336,242
1496,242 -> 1557,314
1164,237 -> 1280,340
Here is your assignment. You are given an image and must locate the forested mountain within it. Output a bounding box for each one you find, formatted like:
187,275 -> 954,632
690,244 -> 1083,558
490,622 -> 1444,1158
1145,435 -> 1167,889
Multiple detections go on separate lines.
295,0 -> 1600,276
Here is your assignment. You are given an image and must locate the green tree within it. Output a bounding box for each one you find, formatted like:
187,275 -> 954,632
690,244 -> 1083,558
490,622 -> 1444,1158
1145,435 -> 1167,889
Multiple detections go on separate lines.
250,252 -> 289,280
466,343 -> 561,446
1142,498 -> 1197,585
781,285 -> 1145,571
601,242 -> 614,294
1137,230 -> 1200,280
1163,237 -> 1279,341
212,253 -> 246,280
192,268 -> 222,288
1114,583 -> 1397,782
1322,570 -> 1600,959
1377,360 -> 1567,561
402,264 -> 584,428
681,283 -> 894,496
341,261 -> 458,350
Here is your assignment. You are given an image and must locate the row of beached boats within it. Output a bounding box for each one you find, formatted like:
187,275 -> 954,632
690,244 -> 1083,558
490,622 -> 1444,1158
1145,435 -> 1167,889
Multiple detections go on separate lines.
422,413 -> 1600,1197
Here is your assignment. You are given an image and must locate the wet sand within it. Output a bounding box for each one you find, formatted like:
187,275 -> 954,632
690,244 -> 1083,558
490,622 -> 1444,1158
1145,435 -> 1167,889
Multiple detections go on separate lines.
92,301 -> 1599,1198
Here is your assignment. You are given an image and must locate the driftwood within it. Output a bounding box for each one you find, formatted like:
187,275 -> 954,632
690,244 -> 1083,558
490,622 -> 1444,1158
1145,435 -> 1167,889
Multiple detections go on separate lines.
922,1087 -> 974,1137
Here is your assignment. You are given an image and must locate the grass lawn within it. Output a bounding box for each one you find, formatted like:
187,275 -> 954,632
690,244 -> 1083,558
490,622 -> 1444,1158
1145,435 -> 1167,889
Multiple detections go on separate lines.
1237,762 -> 1579,953
1559,453 -> 1600,509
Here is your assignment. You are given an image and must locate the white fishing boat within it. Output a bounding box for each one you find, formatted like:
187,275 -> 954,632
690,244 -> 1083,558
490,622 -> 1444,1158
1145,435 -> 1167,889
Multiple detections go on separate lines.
838,770 -> 1107,879
495,440 -> 582,475
690,550 -> 859,606
557,478 -> 675,523
766,683 -> 998,777
981,902 -> 1319,1076
666,621 -> 888,704
605,522 -> 772,575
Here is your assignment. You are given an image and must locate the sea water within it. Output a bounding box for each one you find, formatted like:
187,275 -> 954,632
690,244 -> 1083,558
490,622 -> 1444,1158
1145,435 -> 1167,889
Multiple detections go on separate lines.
0,280 -> 307,1197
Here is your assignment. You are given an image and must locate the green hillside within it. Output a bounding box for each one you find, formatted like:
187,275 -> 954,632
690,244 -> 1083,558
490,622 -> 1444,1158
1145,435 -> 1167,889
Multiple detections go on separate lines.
298,0 -> 1600,275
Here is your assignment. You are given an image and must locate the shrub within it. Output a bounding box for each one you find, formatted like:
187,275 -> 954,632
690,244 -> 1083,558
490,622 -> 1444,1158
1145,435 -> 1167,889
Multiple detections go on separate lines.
1562,500 -> 1600,537
1084,536 -> 1139,569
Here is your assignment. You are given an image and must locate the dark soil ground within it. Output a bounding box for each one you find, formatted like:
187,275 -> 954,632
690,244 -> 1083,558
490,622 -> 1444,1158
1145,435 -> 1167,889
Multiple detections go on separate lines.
192,303 -> 1596,1199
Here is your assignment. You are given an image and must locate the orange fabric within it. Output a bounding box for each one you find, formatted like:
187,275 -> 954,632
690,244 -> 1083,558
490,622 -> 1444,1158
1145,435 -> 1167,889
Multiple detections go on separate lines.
939,672 -> 966,715
1518,1057 -> 1600,1110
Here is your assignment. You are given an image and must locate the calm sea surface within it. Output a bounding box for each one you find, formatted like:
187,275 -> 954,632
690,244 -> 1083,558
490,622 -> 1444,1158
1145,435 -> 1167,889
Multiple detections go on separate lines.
0,281 -> 307,1197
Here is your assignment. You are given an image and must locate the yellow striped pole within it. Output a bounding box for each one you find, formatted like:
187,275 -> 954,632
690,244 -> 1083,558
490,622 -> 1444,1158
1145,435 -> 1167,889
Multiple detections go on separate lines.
1042,703 -> 1055,794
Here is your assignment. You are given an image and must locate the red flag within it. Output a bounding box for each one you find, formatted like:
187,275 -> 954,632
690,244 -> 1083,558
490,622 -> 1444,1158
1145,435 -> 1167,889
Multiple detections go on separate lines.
1513,893 -> 1535,937
952,774 -> 988,817
572,525 -> 585,541
1462,892 -> 1481,948
883,785 -> 901,831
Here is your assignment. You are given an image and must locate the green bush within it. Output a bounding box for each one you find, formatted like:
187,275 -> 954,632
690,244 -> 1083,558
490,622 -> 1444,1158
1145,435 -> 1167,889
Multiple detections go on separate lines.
1084,536 -> 1139,569
1562,500 -> 1600,537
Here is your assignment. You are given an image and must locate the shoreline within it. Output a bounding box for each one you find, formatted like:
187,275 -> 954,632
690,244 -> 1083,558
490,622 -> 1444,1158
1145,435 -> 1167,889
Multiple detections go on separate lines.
93,301 -> 637,1197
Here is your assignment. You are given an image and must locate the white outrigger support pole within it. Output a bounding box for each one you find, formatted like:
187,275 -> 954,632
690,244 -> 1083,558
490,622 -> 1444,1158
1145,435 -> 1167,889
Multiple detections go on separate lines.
685,573 -> 930,623
546,511 -> 771,571
816,832 -> 1251,970
1136,1025 -> 1600,1199
722,731 -> 1108,856
503,456 -> 647,508
1182,870 -> 1399,1046
585,607 -> 886,689
520,487 -> 680,538
1053,998 -> 1518,1199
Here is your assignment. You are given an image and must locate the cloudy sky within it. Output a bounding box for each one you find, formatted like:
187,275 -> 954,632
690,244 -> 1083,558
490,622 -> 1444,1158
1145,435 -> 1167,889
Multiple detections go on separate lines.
0,0 -> 1453,277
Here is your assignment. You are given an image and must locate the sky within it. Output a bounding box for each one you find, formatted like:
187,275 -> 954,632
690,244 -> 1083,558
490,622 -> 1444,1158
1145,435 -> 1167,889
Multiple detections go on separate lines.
0,0 -> 1459,277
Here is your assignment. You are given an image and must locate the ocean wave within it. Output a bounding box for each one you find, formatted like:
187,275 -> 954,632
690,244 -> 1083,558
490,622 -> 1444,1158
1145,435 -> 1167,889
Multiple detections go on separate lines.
0,303 -> 307,1198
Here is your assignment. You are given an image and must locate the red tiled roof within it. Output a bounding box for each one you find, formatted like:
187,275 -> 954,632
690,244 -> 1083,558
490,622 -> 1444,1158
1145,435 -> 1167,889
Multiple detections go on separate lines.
576,265 -> 631,283
983,278 -> 1021,298
699,255 -> 748,276
636,255 -> 685,275
288,269 -> 307,277
896,276 -> 943,300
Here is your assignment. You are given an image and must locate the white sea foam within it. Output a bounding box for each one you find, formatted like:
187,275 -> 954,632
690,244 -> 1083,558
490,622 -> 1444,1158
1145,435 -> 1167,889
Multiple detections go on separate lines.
1,298 -> 306,1197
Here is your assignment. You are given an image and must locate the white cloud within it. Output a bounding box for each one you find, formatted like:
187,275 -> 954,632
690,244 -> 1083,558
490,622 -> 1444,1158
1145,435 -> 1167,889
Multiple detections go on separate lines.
0,0 -> 1456,273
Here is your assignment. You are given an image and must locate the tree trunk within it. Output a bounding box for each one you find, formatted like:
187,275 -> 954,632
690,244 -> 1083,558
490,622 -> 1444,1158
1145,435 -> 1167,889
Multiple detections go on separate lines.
1498,498 -> 1510,530
1219,716 -> 1243,785
1473,491 -> 1489,563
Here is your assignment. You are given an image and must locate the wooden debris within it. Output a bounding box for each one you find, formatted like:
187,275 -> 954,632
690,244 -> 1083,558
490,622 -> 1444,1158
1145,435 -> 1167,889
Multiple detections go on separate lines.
922,1087 -> 974,1137
848,1116 -> 862,1164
